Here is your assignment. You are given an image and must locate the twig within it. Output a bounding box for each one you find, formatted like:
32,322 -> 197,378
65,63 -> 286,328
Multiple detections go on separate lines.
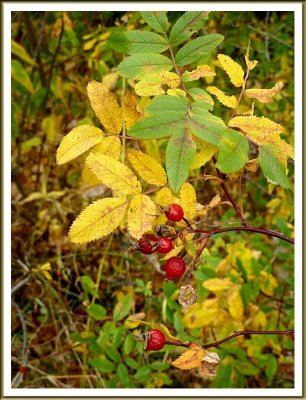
11,275 -> 31,295
12,302 -> 28,387
120,75 -> 126,163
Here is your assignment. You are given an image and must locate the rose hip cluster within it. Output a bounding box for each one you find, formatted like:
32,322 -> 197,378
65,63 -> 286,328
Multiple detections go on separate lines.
135,203 -> 186,281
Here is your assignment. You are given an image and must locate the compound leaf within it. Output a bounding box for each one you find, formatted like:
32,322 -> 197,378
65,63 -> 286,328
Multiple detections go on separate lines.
107,30 -> 168,54
175,34 -> 224,67
87,153 -> 142,195
69,198 -> 128,243
141,12 -> 169,33
56,125 -> 104,165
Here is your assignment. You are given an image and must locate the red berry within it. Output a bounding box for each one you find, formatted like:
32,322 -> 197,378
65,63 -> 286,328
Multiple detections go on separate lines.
145,329 -> 165,351
19,366 -> 27,373
156,237 -> 174,254
165,256 -> 186,280
136,237 -> 155,254
165,204 -> 184,222
143,234 -> 158,242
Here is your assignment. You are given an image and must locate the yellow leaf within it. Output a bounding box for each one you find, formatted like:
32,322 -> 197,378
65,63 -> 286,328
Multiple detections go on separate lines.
69,198 -> 128,243
135,72 -> 180,97
217,54 -> 245,87
191,140 -> 218,169
102,72 -> 119,90
227,286 -> 244,320
276,139 -> 294,160
154,187 -> 173,225
183,301 -> 219,329
228,116 -> 283,145
171,344 -> 204,370
159,324 -> 181,342
56,125 -> 104,165
92,136 -> 121,160
244,81 -> 284,104
203,278 -> 234,291
182,65 -> 216,82
179,182 -> 196,219
245,158 -> 259,173
260,271 -> 278,296
207,86 -> 238,108
160,245 -> 184,260
82,161 -> 102,186
251,310 -> 267,329
127,194 -> 156,239
87,153 -> 142,195
128,150 -> 167,186
245,38 -> 258,70
167,88 -> 187,97
122,91 -> 141,129
87,81 -> 122,134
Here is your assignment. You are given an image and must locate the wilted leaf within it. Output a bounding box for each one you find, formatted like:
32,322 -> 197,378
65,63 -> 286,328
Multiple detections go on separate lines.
87,81 -> 122,134
178,284 -> 198,311
87,153 -> 142,195
199,351 -> 221,377
244,81 -> 284,103
127,194 -> 156,239
207,193 -> 221,209
171,344 -> 204,370
56,125 -> 104,165
69,198 -> 128,243
182,65 -> 215,82
245,158 -> 259,173
207,86 -> 237,108
128,150 -> 167,186
245,38 -> 258,70
217,54 -> 244,87
179,182 -> 196,219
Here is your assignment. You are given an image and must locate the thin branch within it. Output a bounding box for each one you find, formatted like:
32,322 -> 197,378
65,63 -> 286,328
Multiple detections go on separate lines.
165,329 -> 294,350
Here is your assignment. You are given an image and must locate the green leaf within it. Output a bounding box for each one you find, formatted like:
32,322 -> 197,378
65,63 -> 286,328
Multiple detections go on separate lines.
141,12 -> 169,33
117,53 -> 173,79
80,275 -> 96,296
135,365 -> 151,381
216,129 -> 249,173
285,189 -> 294,222
89,358 -> 116,372
11,60 -> 34,94
191,100 -> 213,112
234,360 -> 260,376
129,95 -> 189,139
12,40 -> 36,65
106,346 -> 121,363
86,304 -> 106,320
169,11 -> 210,46
265,356 -> 278,383
150,361 -> 170,371
113,294 -> 133,321
117,363 -> 130,387
166,128 -> 196,192
113,327 -> 126,348
189,88 -> 214,107
123,334 -> 136,355
240,283 -> 252,306
175,34 -> 224,66
107,31 -> 168,54
189,108 -> 228,146
125,356 -> 139,370
258,144 -> 290,188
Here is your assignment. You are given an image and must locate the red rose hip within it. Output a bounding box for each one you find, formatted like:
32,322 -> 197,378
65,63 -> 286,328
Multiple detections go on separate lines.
156,237 -> 174,254
145,329 -> 166,351
165,256 -> 186,280
136,237 -> 155,254
165,204 -> 184,222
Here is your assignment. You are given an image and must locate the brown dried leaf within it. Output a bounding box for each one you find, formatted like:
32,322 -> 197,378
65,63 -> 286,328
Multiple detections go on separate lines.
199,351 -> 221,377
178,284 -> 198,311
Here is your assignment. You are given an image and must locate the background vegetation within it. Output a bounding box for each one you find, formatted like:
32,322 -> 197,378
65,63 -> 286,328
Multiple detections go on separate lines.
11,11 -> 294,389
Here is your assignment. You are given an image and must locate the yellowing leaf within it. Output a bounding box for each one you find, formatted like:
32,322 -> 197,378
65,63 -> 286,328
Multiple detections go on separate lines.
244,81 -> 284,103
56,125 -> 104,165
228,116 -> 283,145
179,182 -> 196,219
182,64 -> 216,82
227,286 -> 244,320
183,301 -> 219,329
122,91 -> 141,129
167,88 -> 187,97
128,150 -> 167,186
87,153 -> 141,195
217,54 -> 245,87
127,194 -> 156,239
92,136 -> 121,160
82,161 -> 103,186
87,81 -> 122,134
203,278 -> 234,291
69,198 -> 128,243
206,86 -> 238,108
245,158 -> 259,173
251,310 -> 267,329
102,72 -> 119,90
245,38 -> 258,70
159,324 -> 181,342
260,271 -> 278,296
277,139 -> 294,160
191,140 -> 218,169
171,344 -> 204,370
135,71 -> 180,97
161,245 -> 184,260
154,187 -> 173,225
